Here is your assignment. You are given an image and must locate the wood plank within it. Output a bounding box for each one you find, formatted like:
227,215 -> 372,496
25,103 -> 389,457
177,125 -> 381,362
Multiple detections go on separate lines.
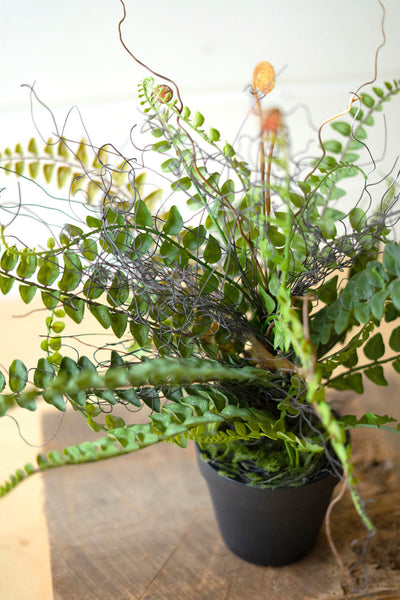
42,389 -> 400,600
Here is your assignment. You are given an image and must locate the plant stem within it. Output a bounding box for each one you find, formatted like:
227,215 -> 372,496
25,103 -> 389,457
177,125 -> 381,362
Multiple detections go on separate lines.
326,352 -> 400,385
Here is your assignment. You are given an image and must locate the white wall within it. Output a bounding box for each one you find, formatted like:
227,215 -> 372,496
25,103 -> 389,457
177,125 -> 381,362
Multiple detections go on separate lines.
1,0 -> 399,142
0,0 -> 399,246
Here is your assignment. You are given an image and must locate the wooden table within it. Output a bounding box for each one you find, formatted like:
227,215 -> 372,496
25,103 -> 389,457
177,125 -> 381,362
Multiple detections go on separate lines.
41,396 -> 400,600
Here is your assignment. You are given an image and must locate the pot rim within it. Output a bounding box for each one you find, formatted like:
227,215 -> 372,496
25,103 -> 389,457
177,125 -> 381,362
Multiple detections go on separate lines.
195,441 -> 343,492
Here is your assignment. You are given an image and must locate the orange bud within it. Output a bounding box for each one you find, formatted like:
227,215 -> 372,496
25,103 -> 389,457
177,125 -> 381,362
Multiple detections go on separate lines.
253,61 -> 275,95
152,85 -> 173,103
261,108 -> 282,135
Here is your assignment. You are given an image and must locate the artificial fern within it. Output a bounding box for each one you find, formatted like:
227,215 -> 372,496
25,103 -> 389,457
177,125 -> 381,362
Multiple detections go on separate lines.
0,72 -> 400,552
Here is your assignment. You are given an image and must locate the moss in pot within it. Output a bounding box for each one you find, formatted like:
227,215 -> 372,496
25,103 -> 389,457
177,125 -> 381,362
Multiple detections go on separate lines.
0,3 -> 400,573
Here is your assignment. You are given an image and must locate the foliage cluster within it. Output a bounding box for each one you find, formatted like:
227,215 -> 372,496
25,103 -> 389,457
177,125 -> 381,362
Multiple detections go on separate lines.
0,71 -> 399,535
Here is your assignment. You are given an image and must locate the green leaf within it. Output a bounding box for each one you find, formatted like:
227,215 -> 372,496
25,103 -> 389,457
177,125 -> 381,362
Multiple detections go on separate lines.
161,158 -> 180,174
77,355 -> 97,374
163,205 -> 183,235
89,304 -> 111,329
107,272 -> 129,308
343,350 -> 358,369
342,152 -> 360,163
389,279 -> 400,311
363,333 -> 385,361
132,232 -> 153,255
58,251 -> 82,292
150,128 -> 164,138
298,181 -> 310,194
341,412 -> 396,428
57,166 -> 71,188
86,215 -> 102,229
208,127 -> 220,142
34,358 -> 55,388
37,255 -> 59,286
317,275 -> 338,305
63,297 -> 85,323
340,285 -> 356,311
15,161 -> 24,176
57,139 -> 69,159
183,225 -> 207,250
43,163 -> 55,183
198,272 -> 219,295
16,392 -> 37,411
48,336 -> 61,351
267,226 -> 285,247
28,138 -> 39,154
347,139 -> 364,151
1,247 -> 18,272
349,208 -> 366,230
130,321 -> 150,347
106,415 -> 126,430
354,271 -> 373,299
328,187 -> 346,200
289,193 -> 304,208
159,240 -> 179,262
0,275 -> 14,295
0,371 -> 5,393
29,162 -> 40,179
334,309 -> 350,335
82,238 -> 98,261
19,284 -> 37,304
364,365 -> 387,386
354,302 -> 370,324
223,143 -> 235,159
361,93 -> 374,108
193,111 -> 205,129
182,106 -> 190,119
51,321 -> 65,333
203,235 -> 222,264
9,359 -> 28,393
389,327 -> 400,352
135,200 -> 153,227
354,125 -> 367,140
116,388 -> 141,408
76,140 -> 89,166
331,121 -> 351,136
59,357 -> 79,377
109,312 -> 128,338
16,250 -> 38,279
370,290 -> 388,320
41,290 -> 60,310
328,373 -> 363,394
152,140 -> 171,153
170,177 -> 192,192
323,140 -> 342,153
372,86 -> 384,98
383,243 -> 400,276
42,389 -> 66,411
384,302 -> 399,323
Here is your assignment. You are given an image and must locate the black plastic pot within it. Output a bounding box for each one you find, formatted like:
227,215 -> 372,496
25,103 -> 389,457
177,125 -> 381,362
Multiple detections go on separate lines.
196,446 -> 340,566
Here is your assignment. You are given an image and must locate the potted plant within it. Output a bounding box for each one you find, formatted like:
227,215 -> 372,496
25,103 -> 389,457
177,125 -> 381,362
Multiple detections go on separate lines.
0,21 -> 399,569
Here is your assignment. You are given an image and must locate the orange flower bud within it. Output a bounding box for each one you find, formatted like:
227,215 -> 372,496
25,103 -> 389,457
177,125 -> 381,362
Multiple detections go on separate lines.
152,85 -> 173,103
261,108 -> 282,135
253,61 -> 275,95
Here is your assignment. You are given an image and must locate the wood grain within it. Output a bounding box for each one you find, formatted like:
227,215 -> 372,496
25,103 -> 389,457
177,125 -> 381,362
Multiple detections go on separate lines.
41,389 -> 400,600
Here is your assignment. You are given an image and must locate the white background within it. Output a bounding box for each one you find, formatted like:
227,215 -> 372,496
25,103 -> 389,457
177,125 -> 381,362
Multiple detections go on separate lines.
0,0 -> 399,246
1,0 -> 399,144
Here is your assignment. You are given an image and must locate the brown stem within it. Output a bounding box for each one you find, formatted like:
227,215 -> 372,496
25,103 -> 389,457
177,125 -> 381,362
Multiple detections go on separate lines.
325,478 -> 353,586
305,0 -> 386,182
118,0 -> 183,113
